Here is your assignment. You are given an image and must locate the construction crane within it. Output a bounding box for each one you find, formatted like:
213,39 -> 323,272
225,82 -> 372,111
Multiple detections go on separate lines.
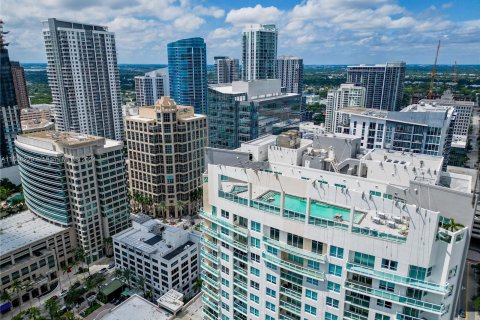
454,60 -> 458,83
428,40 -> 441,99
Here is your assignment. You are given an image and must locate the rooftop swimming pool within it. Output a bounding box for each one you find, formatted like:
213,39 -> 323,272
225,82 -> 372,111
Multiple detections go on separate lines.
258,191 -> 364,224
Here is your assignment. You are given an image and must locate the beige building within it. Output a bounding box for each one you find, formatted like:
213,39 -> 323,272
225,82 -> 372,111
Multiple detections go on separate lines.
125,97 -> 207,217
20,107 -> 51,122
0,211 -> 76,309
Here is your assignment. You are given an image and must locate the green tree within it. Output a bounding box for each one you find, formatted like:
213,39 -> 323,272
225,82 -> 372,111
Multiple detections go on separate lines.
155,201 -> 167,219
62,264 -> 72,286
74,248 -> 90,276
176,200 -> 188,217
44,298 -> 59,320
61,311 -> 78,320
135,276 -> 146,297
122,268 -> 136,290
0,290 -> 12,302
27,306 -> 42,320
10,279 -> 25,311
192,278 -> 203,293
442,219 -> 465,232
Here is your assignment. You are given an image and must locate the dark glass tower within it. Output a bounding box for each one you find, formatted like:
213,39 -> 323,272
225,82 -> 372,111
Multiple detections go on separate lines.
167,38 -> 207,114
0,20 -> 22,168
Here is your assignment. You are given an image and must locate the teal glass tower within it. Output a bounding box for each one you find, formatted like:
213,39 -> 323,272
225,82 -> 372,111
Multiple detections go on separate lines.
167,38 -> 207,114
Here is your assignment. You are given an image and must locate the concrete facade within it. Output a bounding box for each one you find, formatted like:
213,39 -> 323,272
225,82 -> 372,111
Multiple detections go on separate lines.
135,68 -> 170,107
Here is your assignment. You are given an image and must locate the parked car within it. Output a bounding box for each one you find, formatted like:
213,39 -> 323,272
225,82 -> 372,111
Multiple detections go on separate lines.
108,263 -> 115,269
459,309 -> 466,318
59,289 -> 68,298
99,267 -> 108,274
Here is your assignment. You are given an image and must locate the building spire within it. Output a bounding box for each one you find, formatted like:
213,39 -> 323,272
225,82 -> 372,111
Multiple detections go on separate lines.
0,20 -> 9,49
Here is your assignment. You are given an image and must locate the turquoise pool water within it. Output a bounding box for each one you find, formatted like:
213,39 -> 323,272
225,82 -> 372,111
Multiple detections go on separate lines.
258,191 -> 364,223
7,194 -> 24,205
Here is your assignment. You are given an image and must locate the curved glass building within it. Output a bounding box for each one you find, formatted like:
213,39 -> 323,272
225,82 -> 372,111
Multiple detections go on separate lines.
167,38 -> 207,115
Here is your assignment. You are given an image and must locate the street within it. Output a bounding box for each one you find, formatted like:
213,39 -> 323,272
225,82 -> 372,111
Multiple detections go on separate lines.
466,105 -> 479,169
457,248 -> 480,320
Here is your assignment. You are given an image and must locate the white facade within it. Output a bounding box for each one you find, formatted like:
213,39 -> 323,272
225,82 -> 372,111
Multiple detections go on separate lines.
42,18 -> 124,141
242,24 -> 278,81
276,56 -> 304,94
135,68 -> 170,107
326,84 -> 366,133
113,216 -> 200,300
200,135 -> 475,320
214,57 -> 240,84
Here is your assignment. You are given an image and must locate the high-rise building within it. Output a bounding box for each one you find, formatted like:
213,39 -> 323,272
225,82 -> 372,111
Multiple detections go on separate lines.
342,102 -> 456,169
421,90 -> 474,137
167,38 -> 207,114
347,62 -> 406,111
0,21 -> 22,168
208,79 -> 302,149
10,61 -> 30,110
135,68 -> 170,107
113,215 -> 200,300
242,24 -> 278,81
276,56 -> 304,94
200,133 -> 474,320
15,131 -> 130,262
214,56 -> 240,84
326,84 -> 366,133
42,18 -> 124,141
125,97 -> 207,217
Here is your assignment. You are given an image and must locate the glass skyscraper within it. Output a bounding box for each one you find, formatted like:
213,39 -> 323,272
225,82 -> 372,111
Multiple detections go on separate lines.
167,38 -> 208,114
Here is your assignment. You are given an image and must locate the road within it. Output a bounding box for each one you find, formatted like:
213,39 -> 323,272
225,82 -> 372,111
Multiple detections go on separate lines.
457,249 -> 480,320
6,258 -> 113,319
466,106 -> 479,168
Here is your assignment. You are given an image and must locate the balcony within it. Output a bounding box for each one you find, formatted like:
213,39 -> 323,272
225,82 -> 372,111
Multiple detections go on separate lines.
343,310 -> 369,320
280,287 -> 302,300
202,295 -> 219,312
233,265 -> 247,276
201,248 -> 219,264
345,294 -> 370,308
202,306 -> 218,320
200,225 -> 248,252
344,281 -> 445,315
201,237 -> 219,251
200,210 -> 248,236
396,313 -> 424,320
233,301 -> 248,315
346,263 -> 449,294
201,272 -> 218,288
201,261 -> 220,277
202,285 -> 219,301
233,276 -> 248,290
263,236 -> 326,263
262,252 -> 325,281
279,299 -> 301,314
233,288 -> 247,303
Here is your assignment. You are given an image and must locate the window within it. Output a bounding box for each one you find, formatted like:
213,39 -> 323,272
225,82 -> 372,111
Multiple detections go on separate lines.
250,306 -> 259,317
266,288 -> 276,298
250,293 -> 259,303
381,259 -> 398,271
266,262 -> 277,271
379,280 -> 395,292
250,266 -> 260,277
250,237 -> 261,248
250,280 -> 259,290
408,265 -> 431,281
377,299 -> 392,309
267,246 -> 278,255
375,314 -> 390,320
266,274 -> 277,284
221,278 -> 229,287
251,221 -> 261,232
306,277 -> 319,286
326,297 -> 339,308
327,281 -> 341,293
266,301 -> 276,311
311,240 -> 323,254
251,253 -> 260,263
221,265 -> 229,275
221,209 -> 229,218
270,228 -> 280,241
329,246 -> 344,259
306,289 -> 318,300
305,304 -> 317,315
221,252 -> 229,262
308,260 -> 320,270
266,316 -> 275,320
448,266 -> 458,279
325,312 -> 338,320
221,290 -> 229,299
287,233 -> 303,248
221,302 -> 229,312
328,264 -> 342,277
287,253 -> 303,265
354,252 -> 375,268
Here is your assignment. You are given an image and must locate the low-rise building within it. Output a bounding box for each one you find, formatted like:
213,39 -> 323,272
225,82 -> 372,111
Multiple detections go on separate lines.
112,215 -> 200,300
0,211 -> 76,309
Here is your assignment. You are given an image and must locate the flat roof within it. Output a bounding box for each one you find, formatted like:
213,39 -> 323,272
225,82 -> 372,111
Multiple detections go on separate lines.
99,279 -> 125,296
20,130 -> 102,146
99,294 -> 172,320
0,211 -> 68,255
339,107 -> 388,118
157,289 -> 184,313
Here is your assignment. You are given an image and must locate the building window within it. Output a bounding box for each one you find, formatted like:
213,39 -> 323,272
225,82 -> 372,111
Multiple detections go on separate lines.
306,289 -> 318,300
250,237 -> 261,248
266,301 -> 276,312
327,281 -> 341,293
379,280 -> 395,292
250,266 -> 260,277
250,306 -> 259,317
251,221 -> 261,232
250,293 -> 259,304
354,252 -> 375,268
326,297 -> 339,308
305,304 -> 317,315
311,240 -> 323,254
221,210 -> 229,219
266,288 -> 276,298
287,233 -> 303,248
381,259 -> 398,271
306,277 -> 319,286
267,246 -> 278,255
308,260 -> 320,271
329,246 -> 344,259
221,252 -> 229,262
250,280 -> 259,290
270,228 -> 279,241
325,312 -> 338,320
266,274 -> 277,284
375,313 -> 390,320
377,299 -> 392,309
328,264 -> 342,277
251,253 -> 260,263
221,278 -> 229,287
408,265 -> 432,281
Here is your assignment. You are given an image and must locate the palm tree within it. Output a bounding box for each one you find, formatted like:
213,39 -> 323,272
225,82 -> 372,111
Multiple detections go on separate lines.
155,201 -> 167,219
74,248 -> 90,276
122,269 -> 136,290
62,264 -> 72,286
27,306 -> 41,320
1,290 -> 11,303
144,196 -> 153,215
176,200 -> 188,217
44,298 -> 59,320
10,279 -> 24,311
135,276 -> 146,297
192,277 -> 203,293
61,311 -> 78,320
442,219 -> 465,232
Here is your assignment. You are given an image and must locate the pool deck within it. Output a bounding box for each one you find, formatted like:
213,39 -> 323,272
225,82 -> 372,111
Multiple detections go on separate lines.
220,182 -> 409,238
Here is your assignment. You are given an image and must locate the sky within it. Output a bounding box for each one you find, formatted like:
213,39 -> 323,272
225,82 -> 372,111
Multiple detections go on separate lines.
3,0 -> 480,65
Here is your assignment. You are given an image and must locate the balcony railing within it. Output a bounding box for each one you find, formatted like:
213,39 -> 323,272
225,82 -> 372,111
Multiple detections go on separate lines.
344,281 -> 445,314
201,272 -> 218,288
262,252 -> 325,281
346,263 -> 449,294
202,285 -> 219,301
202,295 -> 219,312
200,210 -> 249,236
201,261 -> 220,277
280,287 -> 302,300
396,313 -> 424,320
201,237 -> 219,251
279,300 -> 301,314
263,236 -> 326,262
200,225 -> 248,252
343,310 -> 369,320
201,248 -> 220,264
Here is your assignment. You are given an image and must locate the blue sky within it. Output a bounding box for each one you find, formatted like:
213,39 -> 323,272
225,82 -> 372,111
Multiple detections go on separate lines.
3,0 -> 480,64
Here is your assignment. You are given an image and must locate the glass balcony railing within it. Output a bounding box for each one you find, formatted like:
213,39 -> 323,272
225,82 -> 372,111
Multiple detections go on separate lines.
218,190 -> 249,206
201,237 -> 219,251
233,302 -> 248,315
200,210 -> 249,236
344,281 -> 445,314
233,251 -> 248,263
280,287 -> 302,300
279,300 -> 301,314
201,272 -> 218,288
202,308 -> 217,320
233,288 -> 247,303
343,310 -> 369,320
202,295 -> 219,312
262,252 -> 325,281
263,236 -> 326,262
202,285 -> 219,301
351,226 -> 407,244
201,248 -> 219,264
200,225 -> 248,252
233,277 -> 248,290
396,313 -> 424,320
201,261 -> 220,277
345,295 -> 370,308
234,265 -> 247,276
346,263 -> 449,294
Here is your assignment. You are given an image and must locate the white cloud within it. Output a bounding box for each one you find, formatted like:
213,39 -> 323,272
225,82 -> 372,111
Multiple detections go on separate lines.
194,5 -> 225,18
225,4 -> 282,26
208,28 -> 238,40
174,14 -> 205,32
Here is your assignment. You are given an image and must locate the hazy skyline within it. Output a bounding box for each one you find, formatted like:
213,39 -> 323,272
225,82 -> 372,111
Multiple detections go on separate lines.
3,0 -> 480,65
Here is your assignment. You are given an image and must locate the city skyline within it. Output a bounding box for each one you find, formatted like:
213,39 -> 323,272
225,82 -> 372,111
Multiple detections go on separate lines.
2,0 -> 480,65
